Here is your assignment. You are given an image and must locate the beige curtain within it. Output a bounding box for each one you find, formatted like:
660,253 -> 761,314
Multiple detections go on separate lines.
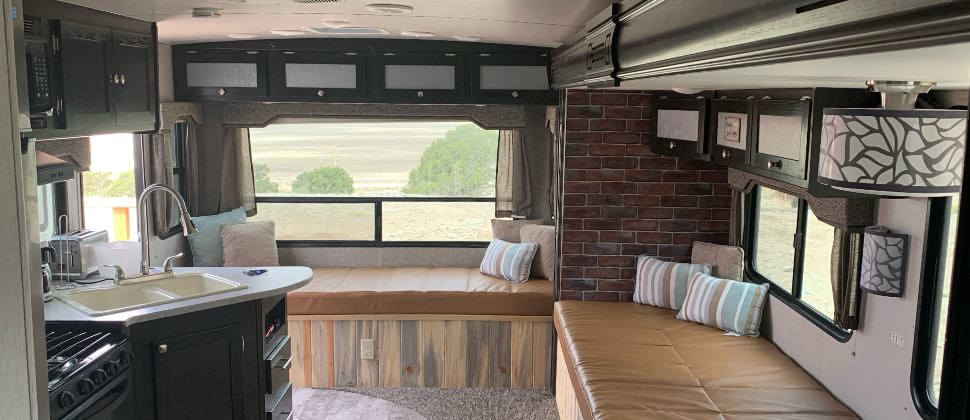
147,131 -> 175,234
183,123 -> 202,216
218,127 -> 256,217
832,229 -> 864,330
495,129 -> 517,218
494,106 -> 555,221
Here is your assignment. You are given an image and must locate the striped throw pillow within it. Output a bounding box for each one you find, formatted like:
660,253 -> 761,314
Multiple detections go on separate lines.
677,272 -> 770,337
480,239 -> 538,282
633,256 -> 712,310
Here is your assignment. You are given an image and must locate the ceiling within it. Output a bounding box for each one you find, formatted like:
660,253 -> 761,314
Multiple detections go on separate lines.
62,0 -> 613,47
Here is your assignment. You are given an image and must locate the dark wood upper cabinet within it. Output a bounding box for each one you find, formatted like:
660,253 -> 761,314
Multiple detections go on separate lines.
710,98 -> 753,168
269,51 -> 366,100
375,52 -> 465,100
653,96 -> 710,161
112,29 -> 156,130
53,21 -> 113,131
175,50 -> 269,100
751,98 -> 812,180
470,53 -> 553,103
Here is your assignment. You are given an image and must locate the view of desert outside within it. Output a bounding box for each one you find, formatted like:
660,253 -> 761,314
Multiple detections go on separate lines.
754,188 -> 837,319
248,121 -> 498,241
931,201 -> 959,403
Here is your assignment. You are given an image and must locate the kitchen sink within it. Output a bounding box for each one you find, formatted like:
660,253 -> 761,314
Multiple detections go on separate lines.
55,273 -> 247,316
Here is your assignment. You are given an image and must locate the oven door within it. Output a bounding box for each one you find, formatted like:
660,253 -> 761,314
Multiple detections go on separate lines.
61,374 -> 131,420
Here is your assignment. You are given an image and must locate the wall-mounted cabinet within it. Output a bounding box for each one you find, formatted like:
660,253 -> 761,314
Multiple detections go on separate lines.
271,51 -> 366,100
653,96 -> 709,160
376,53 -> 465,100
751,98 -> 811,180
471,53 -> 552,102
175,50 -> 268,100
710,99 -> 752,168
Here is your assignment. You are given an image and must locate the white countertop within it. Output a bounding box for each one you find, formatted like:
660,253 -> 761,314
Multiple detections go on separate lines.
44,266 -> 313,326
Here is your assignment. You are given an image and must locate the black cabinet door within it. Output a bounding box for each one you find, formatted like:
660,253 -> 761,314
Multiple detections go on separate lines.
751,99 -> 811,179
175,50 -> 269,100
270,51 -> 366,101
710,99 -> 753,168
374,53 -> 465,101
112,29 -> 156,131
153,324 -> 248,420
53,20 -> 114,130
470,53 -> 553,103
654,97 -> 709,160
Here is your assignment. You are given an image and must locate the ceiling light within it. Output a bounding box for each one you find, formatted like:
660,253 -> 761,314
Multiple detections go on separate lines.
227,33 -> 260,39
365,3 -> 413,14
305,27 -> 390,35
401,30 -> 434,38
453,35 -> 483,42
271,29 -> 306,36
192,7 -> 222,18
320,20 -> 353,28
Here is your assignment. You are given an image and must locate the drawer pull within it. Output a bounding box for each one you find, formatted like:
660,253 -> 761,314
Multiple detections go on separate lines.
768,160 -> 783,169
721,149 -> 731,159
275,356 -> 293,371
668,141 -> 676,150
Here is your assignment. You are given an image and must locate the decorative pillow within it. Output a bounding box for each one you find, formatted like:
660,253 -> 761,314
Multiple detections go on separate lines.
520,225 -> 555,280
634,256 -> 712,310
691,241 -> 745,280
491,219 -> 542,243
677,272 -> 770,337
220,221 -> 280,267
187,207 -> 247,267
480,238 -> 538,282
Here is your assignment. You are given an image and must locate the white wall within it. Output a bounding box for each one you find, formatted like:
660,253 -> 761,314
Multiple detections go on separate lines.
158,43 -> 174,103
764,198 -> 928,420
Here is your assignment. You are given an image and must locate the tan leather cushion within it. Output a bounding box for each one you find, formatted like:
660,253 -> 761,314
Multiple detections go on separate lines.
520,225 -> 556,280
491,219 -> 542,242
288,267 -> 553,316
691,241 -> 744,280
555,301 -> 857,420
220,221 -> 280,267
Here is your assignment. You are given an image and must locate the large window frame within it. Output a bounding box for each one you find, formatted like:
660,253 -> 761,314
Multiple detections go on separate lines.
744,185 -> 854,341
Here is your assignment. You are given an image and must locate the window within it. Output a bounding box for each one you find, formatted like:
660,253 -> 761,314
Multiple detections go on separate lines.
159,123 -> 191,237
748,185 -> 854,335
248,120 -> 499,244
81,134 -> 138,242
38,183 -> 58,242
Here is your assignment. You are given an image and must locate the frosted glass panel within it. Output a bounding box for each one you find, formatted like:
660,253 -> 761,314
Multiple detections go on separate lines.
480,66 -> 549,90
186,62 -> 258,88
758,114 -> 803,160
285,63 -> 357,89
385,65 -> 455,90
657,109 -> 699,142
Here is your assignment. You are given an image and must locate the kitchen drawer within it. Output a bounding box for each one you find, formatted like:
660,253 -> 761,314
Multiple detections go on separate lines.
710,99 -> 752,168
654,97 -> 709,160
752,98 -> 811,179
266,383 -> 293,420
266,335 -> 292,395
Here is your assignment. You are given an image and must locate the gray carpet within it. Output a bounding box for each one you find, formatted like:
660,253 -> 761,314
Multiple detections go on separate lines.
293,387 -> 559,420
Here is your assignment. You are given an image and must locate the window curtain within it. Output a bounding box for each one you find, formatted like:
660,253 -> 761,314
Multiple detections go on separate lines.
219,128 -> 257,216
183,125 -> 256,217
146,131 -> 175,234
494,106 -> 555,221
831,229 -> 863,330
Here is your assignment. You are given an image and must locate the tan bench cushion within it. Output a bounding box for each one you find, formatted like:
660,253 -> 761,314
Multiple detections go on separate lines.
554,301 -> 857,420
288,267 -> 553,316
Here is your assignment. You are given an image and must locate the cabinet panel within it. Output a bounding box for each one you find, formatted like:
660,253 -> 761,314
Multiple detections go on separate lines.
54,20 -> 113,130
112,29 -> 156,130
471,53 -> 553,103
653,97 -> 709,160
153,324 -> 247,420
272,51 -> 366,100
376,53 -> 465,100
711,99 -> 753,168
752,99 -> 811,179
176,50 -> 268,99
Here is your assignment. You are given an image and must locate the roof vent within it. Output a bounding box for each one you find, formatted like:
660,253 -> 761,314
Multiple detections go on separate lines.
192,7 -> 222,18
291,0 -> 346,4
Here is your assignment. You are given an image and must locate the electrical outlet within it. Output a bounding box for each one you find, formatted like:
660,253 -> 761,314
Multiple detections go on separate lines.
360,339 -> 375,360
890,331 -> 905,348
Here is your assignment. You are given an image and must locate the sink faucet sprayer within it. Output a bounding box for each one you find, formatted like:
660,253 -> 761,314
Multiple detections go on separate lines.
138,184 -> 198,276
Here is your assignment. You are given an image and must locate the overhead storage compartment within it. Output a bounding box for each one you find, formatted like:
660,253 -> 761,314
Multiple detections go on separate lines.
550,3 -> 619,88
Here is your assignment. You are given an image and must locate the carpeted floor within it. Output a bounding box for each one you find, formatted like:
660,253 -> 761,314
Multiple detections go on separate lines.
293,387 -> 559,420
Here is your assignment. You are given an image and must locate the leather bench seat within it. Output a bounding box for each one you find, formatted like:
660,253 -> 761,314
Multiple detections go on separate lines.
555,300 -> 857,419
287,267 -> 553,316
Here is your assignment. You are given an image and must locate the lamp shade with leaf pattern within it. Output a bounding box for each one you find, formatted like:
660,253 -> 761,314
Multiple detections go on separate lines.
817,108 -> 967,197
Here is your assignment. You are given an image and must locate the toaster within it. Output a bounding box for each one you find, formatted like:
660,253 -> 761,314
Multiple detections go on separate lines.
49,229 -> 109,280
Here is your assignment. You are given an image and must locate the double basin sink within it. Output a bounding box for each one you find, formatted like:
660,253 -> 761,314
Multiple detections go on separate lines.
55,273 -> 248,316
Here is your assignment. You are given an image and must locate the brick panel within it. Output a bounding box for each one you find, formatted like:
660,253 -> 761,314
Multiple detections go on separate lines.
559,90 -> 732,302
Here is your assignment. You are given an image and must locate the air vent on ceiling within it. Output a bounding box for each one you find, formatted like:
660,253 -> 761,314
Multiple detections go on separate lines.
291,0 -> 346,3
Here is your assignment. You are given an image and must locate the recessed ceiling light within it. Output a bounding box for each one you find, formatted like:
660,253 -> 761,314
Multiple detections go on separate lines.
271,29 -> 306,36
401,30 -> 434,38
453,35 -> 483,42
227,33 -> 260,39
320,20 -> 353,28
305,27 -> 391,35
365,3 -> 413,14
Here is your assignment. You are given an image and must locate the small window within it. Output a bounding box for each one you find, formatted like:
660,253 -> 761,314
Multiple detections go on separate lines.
81,134 -> 138,242
748,185 -> 852,332
249,120 -> 498,244
38,184 -> 57,242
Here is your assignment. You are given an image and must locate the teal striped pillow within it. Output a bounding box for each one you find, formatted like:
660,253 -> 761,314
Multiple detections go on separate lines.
677,272 -> 769,337
633,256 -> 711,310
480,239 -> 538,282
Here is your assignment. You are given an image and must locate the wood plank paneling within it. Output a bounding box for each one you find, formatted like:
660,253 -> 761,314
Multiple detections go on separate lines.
400,320 -> 421,387
356,320 -> 380,387
510,321 -> 534,388
420,320 -> 446,387
465,321 -> 489,387
309,320 -> 331,387
379,320 -> 401,387
489,322 -> 512,388
289,320 -> 311,388
443,320 -> 468,388
556,341 -> 584,420
533,322 -> 553,389
332,321 -> 357,387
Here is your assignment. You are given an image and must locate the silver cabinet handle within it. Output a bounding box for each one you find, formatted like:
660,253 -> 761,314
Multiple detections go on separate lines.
276,356 -> 293,371
668,141 -> 676,150
417,91 -> 424,98
158,344 -> 168,354
120,74 -> 126,85
721,149 -> 731,159
317,89 -> 325,97
217,88 -> 227,96
768,160 -> 783,169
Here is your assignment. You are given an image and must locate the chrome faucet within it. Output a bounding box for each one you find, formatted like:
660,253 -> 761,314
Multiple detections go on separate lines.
138,184 -> 198,276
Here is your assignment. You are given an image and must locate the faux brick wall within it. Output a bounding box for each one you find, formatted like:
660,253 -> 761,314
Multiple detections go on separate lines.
560,89 -> 732,301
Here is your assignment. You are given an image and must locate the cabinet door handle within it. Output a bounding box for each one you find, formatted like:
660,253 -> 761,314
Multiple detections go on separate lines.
668,141 -> 676,150
120,74 -> 126,85
767,160 -> 783,169
721,149 -> 732,159
275,356 -> 293,371
158,344 -> 168,354
108,74 -> 115,85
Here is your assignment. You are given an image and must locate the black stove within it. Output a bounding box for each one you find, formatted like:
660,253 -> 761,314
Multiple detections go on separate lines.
46,328 -> 132,420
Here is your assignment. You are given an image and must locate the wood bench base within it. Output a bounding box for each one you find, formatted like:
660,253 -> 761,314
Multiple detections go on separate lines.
288,315 -> 553,389
555,340 -> 584,420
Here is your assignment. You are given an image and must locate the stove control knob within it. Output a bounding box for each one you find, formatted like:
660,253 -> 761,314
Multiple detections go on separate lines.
78,378 -> 95,395
105,360 -> 120,376
91,369 -> 108,385
118,351 -> 133,366
57,391 -> 76,408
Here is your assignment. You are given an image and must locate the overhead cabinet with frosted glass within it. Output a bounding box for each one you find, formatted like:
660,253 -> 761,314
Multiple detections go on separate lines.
375,52 -> 465,101
270,51 -> 367,100
471,53 -> 554,103
652,95 -> 711,161
174,50 -> 269,100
